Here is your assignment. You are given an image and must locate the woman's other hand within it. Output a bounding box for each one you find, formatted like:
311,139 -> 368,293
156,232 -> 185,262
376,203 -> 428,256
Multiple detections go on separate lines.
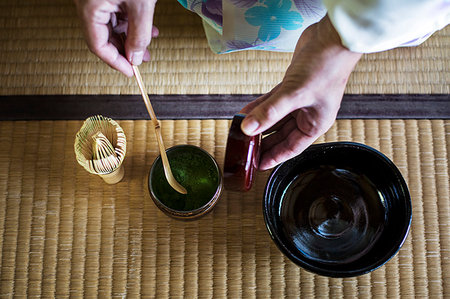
240,16 -> 362,170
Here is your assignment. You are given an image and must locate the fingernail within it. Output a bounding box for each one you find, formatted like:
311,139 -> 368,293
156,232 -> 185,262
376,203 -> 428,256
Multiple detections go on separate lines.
241,116 -> 259,135
152,26 -> 159,37
131,51 -> 144,65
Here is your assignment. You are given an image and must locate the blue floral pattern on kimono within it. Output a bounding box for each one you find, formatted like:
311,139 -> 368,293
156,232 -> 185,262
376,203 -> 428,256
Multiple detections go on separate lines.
245,0 -> 303,41
178,0 -> 326,53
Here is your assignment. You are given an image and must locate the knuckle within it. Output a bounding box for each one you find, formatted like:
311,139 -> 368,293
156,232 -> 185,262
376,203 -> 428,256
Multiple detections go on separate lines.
81,4 -> 96,19
129,37 -> 150,49
88,43 -> 101,55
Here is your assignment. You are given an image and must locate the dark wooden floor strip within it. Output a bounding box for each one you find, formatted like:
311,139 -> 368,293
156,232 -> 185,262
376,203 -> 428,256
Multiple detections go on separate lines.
0,94 -> 448,120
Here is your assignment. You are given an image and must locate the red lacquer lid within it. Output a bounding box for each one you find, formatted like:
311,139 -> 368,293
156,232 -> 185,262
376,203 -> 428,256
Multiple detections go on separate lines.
224,114 -> 261,192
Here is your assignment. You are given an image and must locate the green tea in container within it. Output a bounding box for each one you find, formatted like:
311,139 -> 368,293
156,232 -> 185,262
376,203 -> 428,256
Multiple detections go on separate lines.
148,145 -> 223,219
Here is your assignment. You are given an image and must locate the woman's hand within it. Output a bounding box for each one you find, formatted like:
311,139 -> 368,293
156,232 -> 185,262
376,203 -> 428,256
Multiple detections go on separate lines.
240,16 -> 362,170
74,0 -> 159,77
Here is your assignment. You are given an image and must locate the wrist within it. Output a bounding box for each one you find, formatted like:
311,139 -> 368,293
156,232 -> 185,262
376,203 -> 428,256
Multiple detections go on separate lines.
316,15 -> 362,63
316,15 -> 362,61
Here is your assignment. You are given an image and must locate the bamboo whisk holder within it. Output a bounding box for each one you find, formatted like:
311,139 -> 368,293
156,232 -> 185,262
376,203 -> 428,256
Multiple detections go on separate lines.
74,115 -> 127,184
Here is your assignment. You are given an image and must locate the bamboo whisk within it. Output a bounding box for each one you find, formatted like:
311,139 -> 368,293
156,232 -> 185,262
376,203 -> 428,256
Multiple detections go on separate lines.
75,115 -> 127,184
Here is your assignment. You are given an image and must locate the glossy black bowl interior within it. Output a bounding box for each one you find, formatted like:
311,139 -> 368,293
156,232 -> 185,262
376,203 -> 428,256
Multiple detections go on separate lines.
264,142 -> 411,277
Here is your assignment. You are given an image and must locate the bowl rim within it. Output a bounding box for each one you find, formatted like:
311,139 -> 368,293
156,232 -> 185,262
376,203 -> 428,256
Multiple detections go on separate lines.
148,144 -> 223,218
263,141 -> 412,277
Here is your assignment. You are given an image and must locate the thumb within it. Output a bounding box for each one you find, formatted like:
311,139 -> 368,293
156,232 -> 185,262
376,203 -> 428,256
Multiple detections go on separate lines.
240,89 -> 300,136
125,0 -> 156,65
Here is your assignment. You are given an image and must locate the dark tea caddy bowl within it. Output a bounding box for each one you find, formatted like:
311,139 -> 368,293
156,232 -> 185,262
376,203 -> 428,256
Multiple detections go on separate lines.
263,142 -> 412,277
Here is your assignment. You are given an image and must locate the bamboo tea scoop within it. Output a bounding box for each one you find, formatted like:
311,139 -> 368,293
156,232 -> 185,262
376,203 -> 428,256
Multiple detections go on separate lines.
132,65 -> 188,194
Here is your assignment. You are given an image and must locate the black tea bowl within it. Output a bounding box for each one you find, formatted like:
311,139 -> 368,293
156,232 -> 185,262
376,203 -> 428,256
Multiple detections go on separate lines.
263,142 -> 412,277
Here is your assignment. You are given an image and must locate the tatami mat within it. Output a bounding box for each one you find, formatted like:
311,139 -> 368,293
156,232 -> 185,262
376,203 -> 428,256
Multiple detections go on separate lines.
0,119 -> 448,298
0,0 -> 449,95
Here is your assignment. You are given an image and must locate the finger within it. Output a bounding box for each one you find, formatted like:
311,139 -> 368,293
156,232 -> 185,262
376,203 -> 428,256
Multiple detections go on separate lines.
259,128 -> 317,170
114,19 -> 128,35
125,0 -> 156,65
143,50 -> 151,62
114,20 -> 158,37
144,25 -> 158,61
110,31 -> 150,63
260,117 -> 298,150
241,88 -> 303,137
258,107 -> 336,170
152,26 -> 159,37
261,113 -> 294,135
240,93 -> 271,115
79,5 -> 133,76
114,24 -> 155,62
88,23 -> 134,77
240,83 -> 281,115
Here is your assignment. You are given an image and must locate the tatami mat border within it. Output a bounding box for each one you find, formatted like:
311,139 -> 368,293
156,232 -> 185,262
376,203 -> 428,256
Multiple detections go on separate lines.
1,94 -> 449,120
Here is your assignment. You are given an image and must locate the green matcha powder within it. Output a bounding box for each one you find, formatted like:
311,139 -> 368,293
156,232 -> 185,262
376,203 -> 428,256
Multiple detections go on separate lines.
151,146 -> 219,211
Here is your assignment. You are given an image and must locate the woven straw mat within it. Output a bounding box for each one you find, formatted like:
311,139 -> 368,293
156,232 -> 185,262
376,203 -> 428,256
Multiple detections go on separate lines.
0,119 -> 448,298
